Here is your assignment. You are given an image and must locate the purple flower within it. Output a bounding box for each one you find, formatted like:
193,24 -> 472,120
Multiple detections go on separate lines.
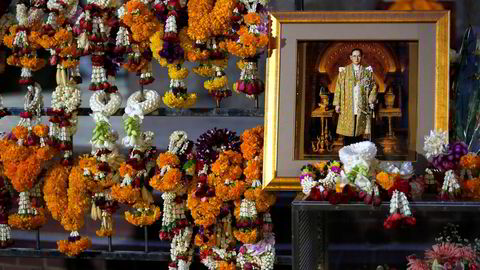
330,166 -> 341,174
159,41 -> 184,64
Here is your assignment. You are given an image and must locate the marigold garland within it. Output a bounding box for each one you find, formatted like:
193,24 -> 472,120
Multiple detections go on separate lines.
217,261 -> 236,270
124,205 -> 162,227
193,64 -> 215,77
163,92 -> 198,109
57,237 -> 92,257
96,228 -> 114,237
376,171 -> 397,191
150,168 -> 183,192
240,126 -> 264,160
187,190 -> 223,227
111,184 -> 143,205
43,163 -> 69,221
233,228 -> 258,244
8,208 -> 47,230
194,232 -> 217,247
187,0 -> 236,42
204,76 -> 228,92
244,188 -> 276,213
168,65 -> 189,80
460,154 -> 480,170
157,152 -> 181,168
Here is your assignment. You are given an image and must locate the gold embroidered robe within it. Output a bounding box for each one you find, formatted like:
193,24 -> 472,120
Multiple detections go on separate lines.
332,64 -> 377,137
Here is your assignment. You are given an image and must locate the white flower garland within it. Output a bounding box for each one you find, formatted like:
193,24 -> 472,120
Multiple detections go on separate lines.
126,90 -> 162,116
389,190 -> 411,216
0,224 -> 11,243
423,130 -> 448,160
442,170 -> 461,194
90,91 -> 122,116
168,131 -> 190,155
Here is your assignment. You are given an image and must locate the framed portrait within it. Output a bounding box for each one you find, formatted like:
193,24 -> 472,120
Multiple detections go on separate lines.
263,11 -> 450,191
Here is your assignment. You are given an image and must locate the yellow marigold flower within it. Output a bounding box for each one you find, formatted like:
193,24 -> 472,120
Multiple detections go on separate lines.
204,76 -> 228,92
162,91 -> 197,109
168,65 -> 189,80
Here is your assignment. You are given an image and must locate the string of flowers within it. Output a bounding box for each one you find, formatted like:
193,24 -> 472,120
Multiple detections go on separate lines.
119,0 -> 160,86
150,131 -> 195,269
150,0 -> 198,109
0,167 -> 14,248
236,126 -> 276,269
111,89 -> 161,227
3,1 -> 46,85
223,0 -> 270,105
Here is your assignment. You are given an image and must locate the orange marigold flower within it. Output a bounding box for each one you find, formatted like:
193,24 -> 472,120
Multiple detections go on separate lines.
376,171 -> 394,190
194,233 -> 216,248
8,207 -> 47,230
43,163 -> 69,221
157,153 -> 180,168
32,124 -> 49,137
119,163 -> 136,178
57,237 -> 91,257
12,126 -> 29,141
243,13 -> 261,25
124,206 -> 161,227
111,184 -> 143,205
217,261 -> 236,270
234,228 -> 258,244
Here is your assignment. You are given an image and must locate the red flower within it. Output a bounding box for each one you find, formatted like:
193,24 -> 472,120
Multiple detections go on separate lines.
388,179 -> 410,197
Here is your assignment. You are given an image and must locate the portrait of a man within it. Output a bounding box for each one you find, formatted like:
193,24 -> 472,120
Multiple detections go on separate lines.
295,41 -> 418,161
333,48 -> 377,145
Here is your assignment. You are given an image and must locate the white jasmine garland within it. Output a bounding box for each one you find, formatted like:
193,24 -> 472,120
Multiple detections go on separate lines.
0,224 -> 11,242
90,91 -> 122,116
126,90 -> 162,116
168,131 -> 189,155
423,130 -> 448,160
165,15 -> 177,33
442,170 -> 461,194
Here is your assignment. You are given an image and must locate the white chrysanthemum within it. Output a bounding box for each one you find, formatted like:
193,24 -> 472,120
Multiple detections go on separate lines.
423,129 -> 448,159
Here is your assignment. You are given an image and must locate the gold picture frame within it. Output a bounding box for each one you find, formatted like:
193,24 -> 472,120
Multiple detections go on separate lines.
263,11 -> 450,191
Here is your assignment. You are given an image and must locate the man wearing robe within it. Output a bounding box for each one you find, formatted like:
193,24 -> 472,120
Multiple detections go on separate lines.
333,48 -> 377,144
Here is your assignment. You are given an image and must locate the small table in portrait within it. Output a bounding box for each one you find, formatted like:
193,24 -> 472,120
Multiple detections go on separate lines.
311,107 -> 334,153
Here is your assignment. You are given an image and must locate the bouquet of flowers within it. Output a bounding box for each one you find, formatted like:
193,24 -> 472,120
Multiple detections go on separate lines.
407,224 -> 480,270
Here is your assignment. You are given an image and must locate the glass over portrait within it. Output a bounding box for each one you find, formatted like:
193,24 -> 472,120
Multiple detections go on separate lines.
295,41 -> 418,161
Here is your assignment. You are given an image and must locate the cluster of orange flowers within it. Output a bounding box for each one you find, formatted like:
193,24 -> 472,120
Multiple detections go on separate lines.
0,126 -> 56,192
43,163 -> 70,221
460,154 -> 480,170
233,228 -> 258,244
125,204 -> 162,227
187,188 -> 223,227
57,237 -> 92,257
150,153 -> 184,192
8,208 -> 47,230
376,171 -> 400,191
187,0 -> 235,42
223,24 -> 268,59
210,150 -> 246,201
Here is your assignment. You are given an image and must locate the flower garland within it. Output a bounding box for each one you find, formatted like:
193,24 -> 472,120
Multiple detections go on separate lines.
223,0 -> 270,102
384,190 -> 416,229
187,0 -> 236,42
0,123 -> 56,231
0,172 -> 14,248
112,91 -> 161,226
3,1 -> 46,85
150,131 -> 195,269
163,64 -> 197,108
120,0 -> 161,85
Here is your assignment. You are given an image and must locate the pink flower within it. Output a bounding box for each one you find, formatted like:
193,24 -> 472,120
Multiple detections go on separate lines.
406,255 -> 429,270
458,246 -> 477,262
425,243 -> 463,262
